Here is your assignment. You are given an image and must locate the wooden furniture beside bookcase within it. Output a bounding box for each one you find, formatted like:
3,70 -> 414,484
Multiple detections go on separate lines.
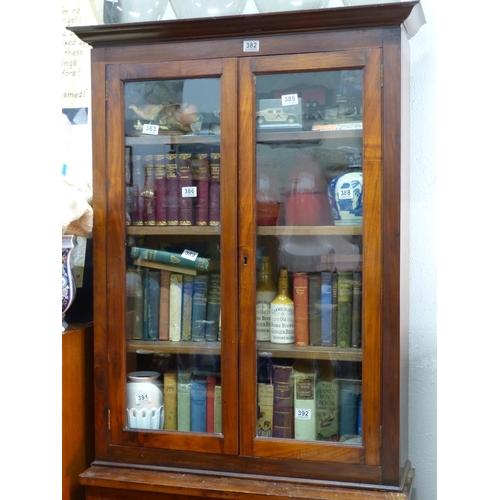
70,3 -> 424,499
62,323 -> 94,500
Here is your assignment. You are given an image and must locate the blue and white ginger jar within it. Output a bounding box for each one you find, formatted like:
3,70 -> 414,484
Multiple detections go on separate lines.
328,171 -> 363,226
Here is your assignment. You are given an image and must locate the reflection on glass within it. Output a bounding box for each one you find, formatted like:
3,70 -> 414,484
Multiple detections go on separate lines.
123,78 -> 222,435
255,70 -> 363,443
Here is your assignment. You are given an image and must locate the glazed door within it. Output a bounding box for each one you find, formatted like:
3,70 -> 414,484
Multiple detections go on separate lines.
104,58 -> 239,455
238,49 -> 383,469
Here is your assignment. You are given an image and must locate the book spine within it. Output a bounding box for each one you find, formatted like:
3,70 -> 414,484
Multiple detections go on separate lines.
178,152 -> 193,226
308,273 -> 322,346
320,272 -> 333,347
141,268 -> 150,341
192,153 -> 210,226
316,378 -> 340,442
293,273 -> 309,346
154,154 -> 167,226
331,272 -> 338,347
126,268 -> 143,340
130,246 -> 210,272
272,365 -> 293,439
163,372 -> 177,430
351,271 -> 362,348
141,157 -> 156,226
214,384 -> 222,434
176,373 -> 191,432
206,375 -> 216,433
131,154 -> 144,225
190,377 -> 207,432
158,270 -> 171,340
165,151 -> 179,226
208,150 -> 221,227
339,380 -> 360,439
169,274 -> 183,342
293,361 -> 316,441
337,272 -> 353,348
191,274 -> 209,341
181,275 -> 194,341
205,273 -> 221,341
147,270 -> 160,340
257,383 -> 274,437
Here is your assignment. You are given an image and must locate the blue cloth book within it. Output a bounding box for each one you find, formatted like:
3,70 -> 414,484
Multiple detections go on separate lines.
190,376 -> 207,432
191,274 -> 209,341
320,271 -> 333,347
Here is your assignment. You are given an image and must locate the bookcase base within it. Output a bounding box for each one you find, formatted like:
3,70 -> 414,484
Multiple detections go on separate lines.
80,464 -> 414,500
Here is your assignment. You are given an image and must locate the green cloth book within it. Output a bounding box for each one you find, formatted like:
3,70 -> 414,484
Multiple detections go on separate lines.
205,273 -> 221,341
315,360 -> 340,441
131,246 -> 210,272
337,271 -> 353,348
176,370 -> 191,432
292,359 -> 316,441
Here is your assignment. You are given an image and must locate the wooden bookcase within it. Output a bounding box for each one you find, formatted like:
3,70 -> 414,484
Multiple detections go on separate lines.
69,3 -> 425,498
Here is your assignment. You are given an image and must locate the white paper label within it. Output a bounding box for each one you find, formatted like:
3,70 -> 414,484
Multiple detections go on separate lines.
135,392 -> 151,405
243,40 -> 260,52
142,123 -> 159,135
281,94 -> 299,107
181,249 -> 198,261
181,186 -> 197,198
295,408 -> 312,420
338,186 -> 354,200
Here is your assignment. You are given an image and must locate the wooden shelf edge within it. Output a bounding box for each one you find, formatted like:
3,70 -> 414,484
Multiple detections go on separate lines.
80,464 -> 414,499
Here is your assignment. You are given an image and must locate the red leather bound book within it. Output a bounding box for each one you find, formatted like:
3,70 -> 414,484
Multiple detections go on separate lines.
192,152 -> 210,226
178,152 -> 193,226
272,365 -> 294,439
154,153 -> 167,226
165,151 -> 179,226
141,156 -> 155,226
208,150 -> 221,227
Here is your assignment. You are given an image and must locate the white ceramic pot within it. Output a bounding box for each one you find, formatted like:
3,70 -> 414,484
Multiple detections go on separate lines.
126,371 -> 164,429
170,0 -> 247,19
255,0 -> 329,13
89,0 -> 170,24
328,170 -> 363,226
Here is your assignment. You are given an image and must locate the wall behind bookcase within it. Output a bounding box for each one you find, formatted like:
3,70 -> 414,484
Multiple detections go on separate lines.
61,1 -> 437,499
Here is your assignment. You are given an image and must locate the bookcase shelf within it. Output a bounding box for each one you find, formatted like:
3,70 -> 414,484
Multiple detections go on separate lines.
257,226 -> 362,236
125,134 -> 220,146
70,2 -> 424,497
127,340 -> 221,355
257,342 -> 362,362
126,226 -> 221,236
256,128 -> 362,144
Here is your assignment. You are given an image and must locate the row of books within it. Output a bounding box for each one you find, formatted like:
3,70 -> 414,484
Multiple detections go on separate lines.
163,371 -> 222,433
126,148 -> 221,227
126,265 -> 221,342
292,270 -> 362,348
258,360 -> 361,442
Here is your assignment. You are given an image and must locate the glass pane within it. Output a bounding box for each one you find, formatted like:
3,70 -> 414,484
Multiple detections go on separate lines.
123,78 -> 223,434
255,70 -> 363,443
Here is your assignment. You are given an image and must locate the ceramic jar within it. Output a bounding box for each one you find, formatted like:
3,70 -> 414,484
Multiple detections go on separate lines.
255,0 -> 329,12
126,371 -> 164,429
328,169 -> 363,226
170,0 -> 247,19
284,156 -> 331,226
62,235 -> 76,323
